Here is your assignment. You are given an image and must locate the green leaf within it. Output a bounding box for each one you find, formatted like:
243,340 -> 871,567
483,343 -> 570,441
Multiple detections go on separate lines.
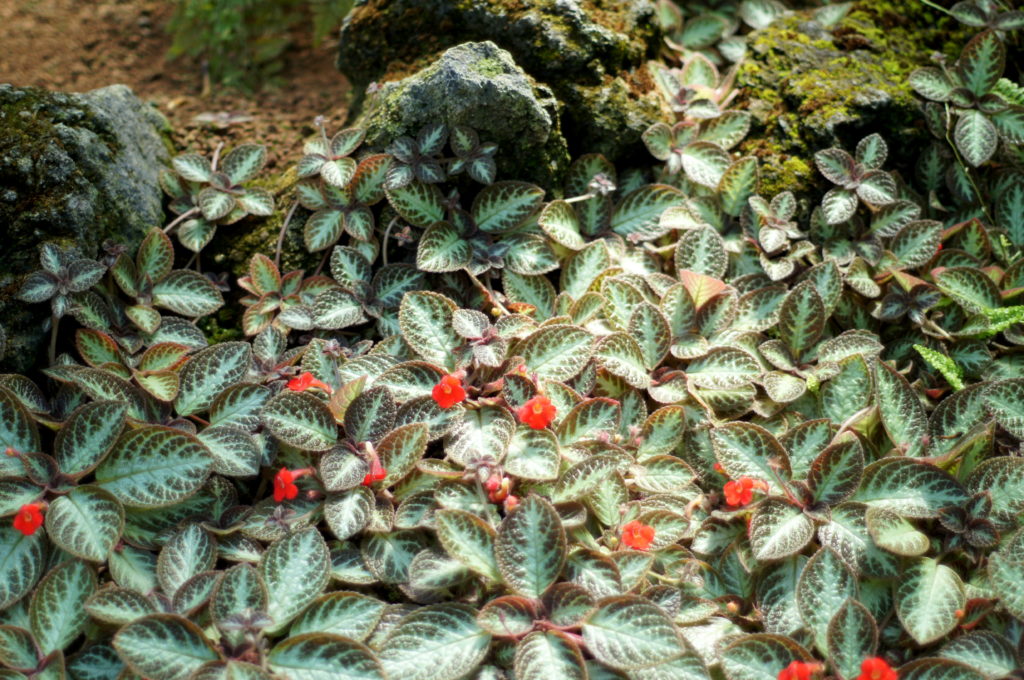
720,634 -> 812,680
895,557 -> 965,645
675,226 -> 727,279
152,270 -> 224,317
290,592 -> 386,641
517,325 -> 593,382
210,563 -> 267,631
377,604 -> 491,680
892,220 -> 943,268
681,142 -> 731,189
304,209 -> 343,252
172,153 -> 212,182
504,427 -> 560,480
934,266 -> 1001,314
915,345 -> 965,391
85,586 -> 154,626
398,292 -> 461,369
472,181 -> 545,233
262,391 -> 338,451
30,561 -> 96,654
551,454 -> 618,504
344,385 -> 396,445
938,631 -> 1020,678
377,422 -> 428,486
0,627 -> 37,673
561,241 -> 611,298
855,457 -> 968,518
496,495 -> 566,598
197,425 -> 261,477
557,398 -> 621,446
113,614 -> 219,680
0,529 -> 44,610
711,422 -> 790,492
444,405 -> 515,466
260,528 -> 331,635
582,596 -> 686,671
175,342 -> 252,416
54,401 -> 127,478
325,487 -> 372,540
966,457 -> 1024,527
821,354 -> 873,425
222,144 -> 266,184
434,509 -> 500,581
955,110 -> 999,167
749,499 -> 815,561
718,156 -> 759,216
629,302 -> 671,370
865,507 -> 929,556
514,631 -> 587,680
797,547 -> 856,655
594,333 -> 651,389
610,185 -> 684,240
874,360 -> 928,456
686,347 -> 760,389
267,633 -> 383,680
0,387 -> 39,461
94,426 -> 211,508
808,434 -> 864,506
827,599 -> 878,680
385,181 -> 445,227
779,281 -> 825,359
45,486 -> 123,562
957,31 -> 1005,98
158,523 -> 216,596
539,200 -> 585,250
416,222 -> 471,272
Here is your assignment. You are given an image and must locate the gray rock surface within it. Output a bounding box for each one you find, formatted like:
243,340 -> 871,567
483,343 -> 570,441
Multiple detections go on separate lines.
0,83 -> 171,371
354,41 -> 570,188
338,0 -> 671,176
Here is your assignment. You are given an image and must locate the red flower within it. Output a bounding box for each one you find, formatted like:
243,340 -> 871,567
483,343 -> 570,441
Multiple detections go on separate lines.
13,503 -> 44,536
503,494 -> 520,512
432,375 -> 466,409
857,657 -> 897,680
778,660 -> 822,680
723,476 -> 766,507
621,520 -> 655,550
287,371 -> 332,394
273,468 -> 300,503
713,462 -> 726,475
362,459 -> 387,486
517,395 -> 556,429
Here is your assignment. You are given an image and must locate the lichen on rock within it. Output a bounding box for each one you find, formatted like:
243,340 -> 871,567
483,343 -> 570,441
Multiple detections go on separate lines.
0,84 -> 171,371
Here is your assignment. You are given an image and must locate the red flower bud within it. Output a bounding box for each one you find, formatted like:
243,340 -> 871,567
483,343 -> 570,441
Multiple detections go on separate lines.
286,372 -> 333,394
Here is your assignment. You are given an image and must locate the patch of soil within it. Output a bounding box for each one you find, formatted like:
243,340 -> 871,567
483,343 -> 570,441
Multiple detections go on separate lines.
0,0 -> 352,172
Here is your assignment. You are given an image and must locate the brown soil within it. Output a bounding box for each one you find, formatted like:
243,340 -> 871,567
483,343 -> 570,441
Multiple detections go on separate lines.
0,0 -> 352,172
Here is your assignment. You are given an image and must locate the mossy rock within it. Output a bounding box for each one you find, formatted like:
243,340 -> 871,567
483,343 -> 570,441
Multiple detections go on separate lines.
338,0 -> 671,176
734,0 -> 968,208
352,41 -> 570,188
0,84 -> 172,372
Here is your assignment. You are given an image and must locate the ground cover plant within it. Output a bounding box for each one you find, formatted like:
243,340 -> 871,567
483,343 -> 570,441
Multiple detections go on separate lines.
2,1 -> 1024,680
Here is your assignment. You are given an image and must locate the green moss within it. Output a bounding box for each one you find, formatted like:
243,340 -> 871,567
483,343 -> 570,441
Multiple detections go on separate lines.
472,57 -> 507,78
734,0 -> 970,212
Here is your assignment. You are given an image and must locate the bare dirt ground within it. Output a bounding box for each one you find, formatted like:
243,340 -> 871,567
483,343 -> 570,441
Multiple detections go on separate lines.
0,0 -> 352,172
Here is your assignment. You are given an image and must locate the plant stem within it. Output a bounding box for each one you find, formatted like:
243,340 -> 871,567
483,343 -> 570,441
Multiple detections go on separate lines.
918,0 -> 954,16
381,217 -> 399,266
163,207 -> 200,234
210,141 -> 225,172
48,313 -> 59,366
274,201 -> 299,269
466,270 -> 510,316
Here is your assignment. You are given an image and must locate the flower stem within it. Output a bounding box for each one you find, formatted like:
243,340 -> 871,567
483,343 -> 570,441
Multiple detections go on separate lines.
274,201 -> 299,269
163,207 -> 200,234
48,313 -> 59,366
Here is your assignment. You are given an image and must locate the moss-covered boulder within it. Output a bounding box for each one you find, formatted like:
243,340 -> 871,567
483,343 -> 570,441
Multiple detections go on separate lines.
352,41 -> 568,188
337,0 -> 671,174
0,84 -> 171,372
734,0 -> 966,204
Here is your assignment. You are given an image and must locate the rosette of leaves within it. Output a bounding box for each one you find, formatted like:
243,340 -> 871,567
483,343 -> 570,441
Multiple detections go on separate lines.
949,0 -> 1024,41
909,30 -> 1023,167
744,191 -> 815,280
161,143 -> 275,252
814,134 -> 898,224
296,123 -> 366,188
